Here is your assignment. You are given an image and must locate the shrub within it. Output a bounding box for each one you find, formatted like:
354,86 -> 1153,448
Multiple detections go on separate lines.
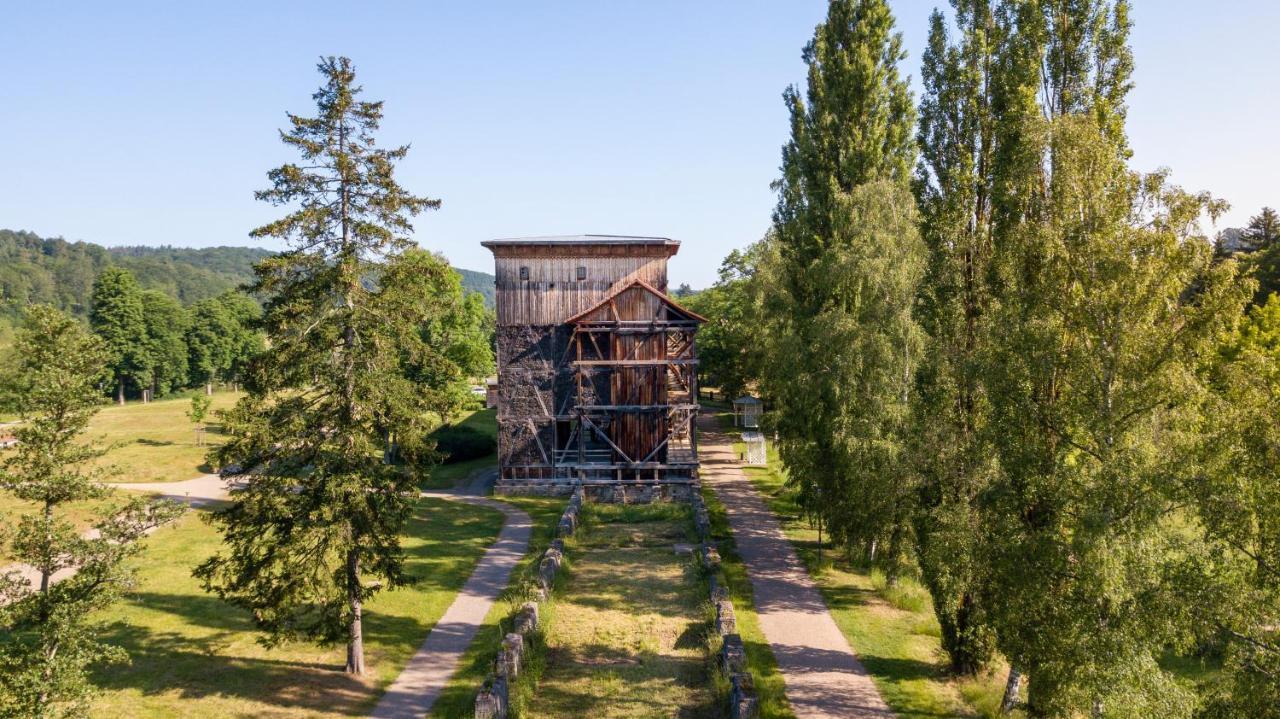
429,424 -> 495,463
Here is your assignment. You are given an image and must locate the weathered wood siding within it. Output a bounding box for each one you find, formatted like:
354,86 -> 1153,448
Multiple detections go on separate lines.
491,247 -> 670,326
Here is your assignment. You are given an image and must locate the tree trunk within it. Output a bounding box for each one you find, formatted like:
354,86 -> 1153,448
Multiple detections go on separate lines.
117,378 -> 126,405
39,502 -> 52,594
345,549 -> 365,674
205,382 -> 213,396
1000,666 -> 1023,714
885,523 -> 904,587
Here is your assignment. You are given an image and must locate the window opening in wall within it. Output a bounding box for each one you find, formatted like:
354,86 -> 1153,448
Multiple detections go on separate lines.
576,266 -> 587,280
519,266 -> 529,280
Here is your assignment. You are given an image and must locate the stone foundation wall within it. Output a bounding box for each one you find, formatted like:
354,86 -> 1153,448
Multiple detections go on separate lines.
691,490 -> 760,719
495,480 -> 698,504
473,489 -> 584,719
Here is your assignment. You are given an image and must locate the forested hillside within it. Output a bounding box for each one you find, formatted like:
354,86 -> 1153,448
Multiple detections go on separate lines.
0,230 -> 272,318
0,229 -> 496,320
453,266 -> 495,306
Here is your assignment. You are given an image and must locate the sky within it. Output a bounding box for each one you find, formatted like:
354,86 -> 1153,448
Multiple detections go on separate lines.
2,1 -> 1277,288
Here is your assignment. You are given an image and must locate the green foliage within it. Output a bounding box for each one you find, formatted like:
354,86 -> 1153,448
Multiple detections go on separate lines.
1241,207 -> 1280,304
428,424 -> 495,464
139,290 -> 190,396
0,305 -> 185,717
765,0 -> 924,581
681,243 -> 770,400
186,395 -> 212,426
194,56 -> 452,676
89,267 -> 151,403
909,1 -> 1002,675
978,7 -> 1247,706
1190,292 -> 1280,718
452,267 -> 496,308
0,230 -> 271,322
184,291 -> 262,391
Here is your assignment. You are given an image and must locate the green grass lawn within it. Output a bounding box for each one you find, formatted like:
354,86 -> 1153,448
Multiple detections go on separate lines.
86,391 -> 243,483
0,489 -> 122,564
423,408 -> 498,490
522,502 -> 717,719
87,496 -> 506,718
712,409 -> 1008,718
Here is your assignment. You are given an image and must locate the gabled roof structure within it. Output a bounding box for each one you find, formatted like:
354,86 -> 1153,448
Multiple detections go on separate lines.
565,279 -> 707,325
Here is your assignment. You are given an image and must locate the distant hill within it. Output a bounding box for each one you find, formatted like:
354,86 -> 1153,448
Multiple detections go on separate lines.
454,267 -> 495,307
0,229 -> 496,321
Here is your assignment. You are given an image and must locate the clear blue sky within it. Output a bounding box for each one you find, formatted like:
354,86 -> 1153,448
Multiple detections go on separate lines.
2,1 -> 1276,288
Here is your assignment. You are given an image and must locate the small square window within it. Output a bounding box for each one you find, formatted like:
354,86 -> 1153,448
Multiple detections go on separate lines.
576,266 -> 587,280
519,266 -> 529,281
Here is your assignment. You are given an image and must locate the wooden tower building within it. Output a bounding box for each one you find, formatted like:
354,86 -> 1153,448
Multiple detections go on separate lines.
482,235 -> 705,500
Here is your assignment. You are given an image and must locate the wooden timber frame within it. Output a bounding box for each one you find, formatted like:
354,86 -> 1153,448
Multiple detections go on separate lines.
482,236 -> 706,498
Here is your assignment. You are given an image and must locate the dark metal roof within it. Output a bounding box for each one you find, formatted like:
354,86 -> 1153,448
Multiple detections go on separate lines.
481,234 -> 679,248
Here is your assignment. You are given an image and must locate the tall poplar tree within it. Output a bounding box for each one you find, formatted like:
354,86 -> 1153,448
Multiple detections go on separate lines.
976,2 -> 1250,713
194,57 -> 445,675
910,0 -> 1000,675
765,0 -> 924,569
89,267 -> 150,405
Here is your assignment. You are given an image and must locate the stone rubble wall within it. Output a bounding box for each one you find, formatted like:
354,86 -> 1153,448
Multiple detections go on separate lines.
497,479 -> 699,503
690,490 -> 760,719
473,488 -> 584,718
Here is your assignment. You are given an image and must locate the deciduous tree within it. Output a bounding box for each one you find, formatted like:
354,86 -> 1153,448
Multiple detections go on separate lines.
89,267 -> 150,404
766,0 -> 924,574
910,0 -> 1001,676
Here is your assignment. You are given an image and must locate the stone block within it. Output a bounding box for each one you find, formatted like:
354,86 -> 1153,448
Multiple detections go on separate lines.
730,672 -> 758,719
721,633 -> 747,673
715,598 -> 737,636
475,674 -> 507,719
513,603 -> 539,635
498,632 -> 523,679
701,544 -> 721,572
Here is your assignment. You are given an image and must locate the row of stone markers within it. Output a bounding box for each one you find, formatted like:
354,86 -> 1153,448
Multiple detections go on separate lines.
474,488 -> 584,719
691,491 -> 760,719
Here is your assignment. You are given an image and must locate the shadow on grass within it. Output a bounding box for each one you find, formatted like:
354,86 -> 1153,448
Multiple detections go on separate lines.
533,641 -> 717,719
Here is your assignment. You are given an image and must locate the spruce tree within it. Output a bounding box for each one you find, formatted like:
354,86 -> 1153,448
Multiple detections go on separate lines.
89,267 -> 150,405
1243,207 -> 1280,303
765,0 -> 924,571
194,56 -> 446,675
0,305 -> 185,717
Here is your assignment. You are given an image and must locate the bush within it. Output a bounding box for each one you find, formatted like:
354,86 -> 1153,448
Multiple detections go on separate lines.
429,424 -> 495,464
870,568 -> 932,614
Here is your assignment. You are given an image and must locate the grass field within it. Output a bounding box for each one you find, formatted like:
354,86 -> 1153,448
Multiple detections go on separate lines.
0,490 -> 121,564
85,391 -> 243,483
709,407 -> 1009,718
86,496 -> 505,718
423,408 -> 498,490
522,502 -> 717,719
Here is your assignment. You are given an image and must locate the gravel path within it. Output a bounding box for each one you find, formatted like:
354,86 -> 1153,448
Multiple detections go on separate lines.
699,415 -> 894,718
370,482 -> 530,719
